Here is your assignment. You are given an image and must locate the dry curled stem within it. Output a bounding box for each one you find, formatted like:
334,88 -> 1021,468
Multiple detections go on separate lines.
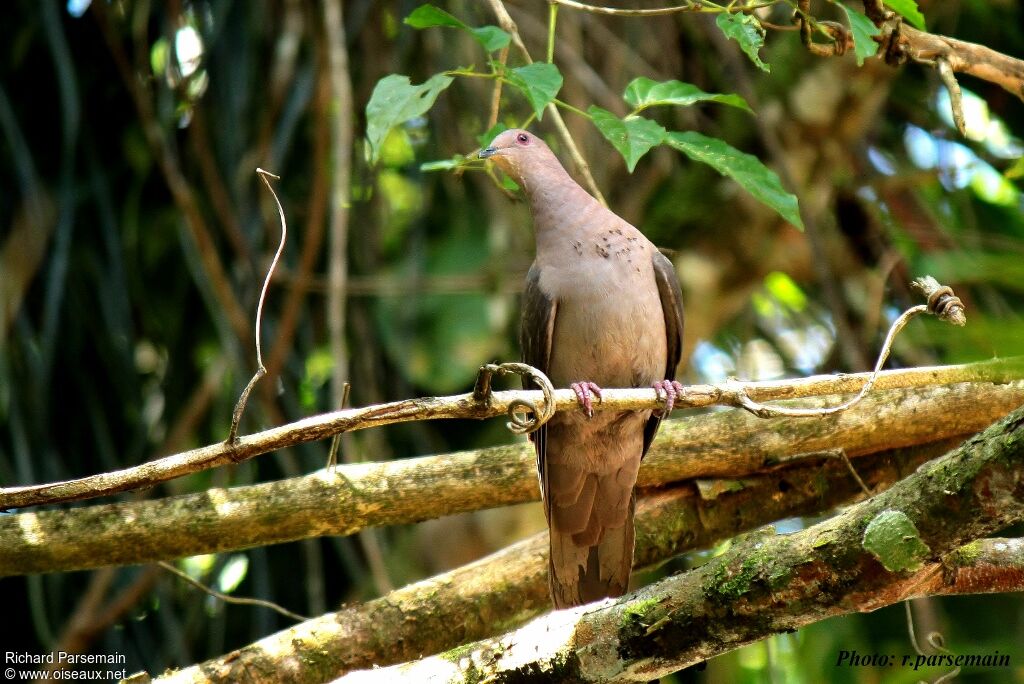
721,279 -> 964,418
227,169 -> 287,444
549,0 -> 700,16
473,362 -> 556,434
796,1 -> 850,57
912,275 -> 966,327
158,561 -> 307,622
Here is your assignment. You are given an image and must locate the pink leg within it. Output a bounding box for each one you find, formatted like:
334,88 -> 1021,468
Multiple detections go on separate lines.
570,381 -> 603,418
652,379 -> 686,415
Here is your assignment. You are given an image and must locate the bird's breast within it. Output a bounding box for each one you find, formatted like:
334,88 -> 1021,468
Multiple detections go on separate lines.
539,245 -> 667,390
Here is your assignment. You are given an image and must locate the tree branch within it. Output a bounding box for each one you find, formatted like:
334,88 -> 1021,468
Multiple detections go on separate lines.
549,0 -> 778,17
875,16 -> 1024,102
338,404 -> 1024,682
149,438 -> 954,683
2,359 -> 1021,510
6,366 -> 999,573
3,376 -> 1020,575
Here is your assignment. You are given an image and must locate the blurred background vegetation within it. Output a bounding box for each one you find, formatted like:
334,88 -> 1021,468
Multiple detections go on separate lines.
1,0 -> 1022,681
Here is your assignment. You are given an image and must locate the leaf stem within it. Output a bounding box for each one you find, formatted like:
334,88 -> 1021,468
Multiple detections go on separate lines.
547,2 -> 558,63
552,98 -> 591,119
443,69 -> 497,79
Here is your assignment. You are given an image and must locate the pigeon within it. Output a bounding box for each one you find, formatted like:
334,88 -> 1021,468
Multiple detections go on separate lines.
480,129 -> 685,608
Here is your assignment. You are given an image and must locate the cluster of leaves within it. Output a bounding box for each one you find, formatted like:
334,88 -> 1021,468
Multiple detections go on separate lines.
364,1 -> 929,233
366,3 -> 807,229
364,5 -> 562,165
700,0 -> 925,71
588,79 -> 803,230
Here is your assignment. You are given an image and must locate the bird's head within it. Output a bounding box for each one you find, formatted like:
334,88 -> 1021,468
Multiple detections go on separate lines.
478,129 -> 558,188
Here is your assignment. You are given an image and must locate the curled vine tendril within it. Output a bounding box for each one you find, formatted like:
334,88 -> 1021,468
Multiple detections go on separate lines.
474,362 -> 556,434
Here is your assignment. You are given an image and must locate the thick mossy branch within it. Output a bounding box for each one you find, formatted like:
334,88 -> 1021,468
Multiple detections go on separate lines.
353,404 -> 1024,683
3,378 -> 1021,576
154,439 -> 953,683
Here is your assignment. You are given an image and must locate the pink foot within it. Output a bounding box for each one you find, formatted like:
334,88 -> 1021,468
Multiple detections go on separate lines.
570,381 -> 603,418
653,379 -> 686,415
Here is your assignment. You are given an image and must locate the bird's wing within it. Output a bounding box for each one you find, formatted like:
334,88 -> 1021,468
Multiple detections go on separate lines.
520,261 -> 557,507
642,250 -> 685,457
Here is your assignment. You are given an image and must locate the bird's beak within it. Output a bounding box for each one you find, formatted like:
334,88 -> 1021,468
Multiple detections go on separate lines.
479,147 -> 498,159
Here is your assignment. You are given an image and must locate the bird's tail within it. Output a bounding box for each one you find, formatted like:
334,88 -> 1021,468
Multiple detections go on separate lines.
548,489 -> 635,610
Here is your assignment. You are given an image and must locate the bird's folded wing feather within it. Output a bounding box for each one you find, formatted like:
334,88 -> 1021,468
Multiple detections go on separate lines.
642,250 -> 685,457
520,262 -> 557,512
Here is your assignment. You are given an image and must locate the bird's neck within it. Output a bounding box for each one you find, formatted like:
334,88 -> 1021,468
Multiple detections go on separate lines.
523,165 -> 605,257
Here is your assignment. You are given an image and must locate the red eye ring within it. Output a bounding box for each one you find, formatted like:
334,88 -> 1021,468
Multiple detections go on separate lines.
516,133 -> 529,144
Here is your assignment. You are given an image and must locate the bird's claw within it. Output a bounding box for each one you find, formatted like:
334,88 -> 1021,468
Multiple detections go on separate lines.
653,380 -> 686,416
570,381 -> 603,418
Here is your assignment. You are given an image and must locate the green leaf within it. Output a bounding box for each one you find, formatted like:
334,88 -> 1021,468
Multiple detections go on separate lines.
506,63 -> 563,120
420,155 -> 466,172
665,131 -> 803,229
365,73 -> 454,166
477,122 -> 508,149
470,26 -> 511,52
862,510 -> 931,572
404,4 -> 464,30
840,4 -> 881,65
588,106 -> 666,172
624,77 -> 752,114
715,13 -> 769,72
884,0 -> 925,30
404,4 -> 510,52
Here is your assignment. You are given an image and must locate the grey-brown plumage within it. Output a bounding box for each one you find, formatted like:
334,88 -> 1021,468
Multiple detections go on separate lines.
481,129 -> 685,609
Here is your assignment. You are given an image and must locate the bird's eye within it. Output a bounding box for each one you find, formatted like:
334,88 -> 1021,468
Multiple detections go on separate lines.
516,133 -> 529,144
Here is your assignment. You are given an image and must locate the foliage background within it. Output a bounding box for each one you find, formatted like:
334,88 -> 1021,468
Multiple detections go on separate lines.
1,0 -> 1022,681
